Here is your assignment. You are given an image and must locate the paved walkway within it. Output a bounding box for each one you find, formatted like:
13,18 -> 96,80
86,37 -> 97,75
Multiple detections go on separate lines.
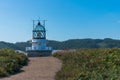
0,57 -> 62,80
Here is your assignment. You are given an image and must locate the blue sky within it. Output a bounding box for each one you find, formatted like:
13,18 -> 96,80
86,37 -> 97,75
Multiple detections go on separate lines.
0,0 -> 120,43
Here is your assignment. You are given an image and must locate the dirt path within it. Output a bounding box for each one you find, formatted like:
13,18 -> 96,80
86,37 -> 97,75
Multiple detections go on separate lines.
1,57 -> 62,80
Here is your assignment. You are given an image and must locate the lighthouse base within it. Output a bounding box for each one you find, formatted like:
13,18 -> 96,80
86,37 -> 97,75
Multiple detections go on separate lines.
27,50 -> 52,57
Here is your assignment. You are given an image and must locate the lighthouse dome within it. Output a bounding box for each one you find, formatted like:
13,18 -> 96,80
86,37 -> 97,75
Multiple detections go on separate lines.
34,22 -> 45,31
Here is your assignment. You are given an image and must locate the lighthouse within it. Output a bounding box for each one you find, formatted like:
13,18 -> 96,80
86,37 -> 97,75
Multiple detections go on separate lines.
26,20 -> 52,57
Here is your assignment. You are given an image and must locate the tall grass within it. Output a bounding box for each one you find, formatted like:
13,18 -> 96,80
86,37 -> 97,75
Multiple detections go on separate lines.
53,48 -> 120,80
0,48 -> 28,77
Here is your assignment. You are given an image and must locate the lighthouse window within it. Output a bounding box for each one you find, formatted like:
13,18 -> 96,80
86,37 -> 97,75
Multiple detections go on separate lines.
37,32 -> 41,37
33,31 -> 45,39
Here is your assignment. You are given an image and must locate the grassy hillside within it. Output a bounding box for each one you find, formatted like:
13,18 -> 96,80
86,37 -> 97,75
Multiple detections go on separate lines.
53,48 -> 120,80
1,38 -> 120,51
0,49 -> 28,77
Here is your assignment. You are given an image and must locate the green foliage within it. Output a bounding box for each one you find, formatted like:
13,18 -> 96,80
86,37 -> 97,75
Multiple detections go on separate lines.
0,67 -> 8,77
0,48 -> 28,77
1,38 -> 120,51
53,48 -> 120,80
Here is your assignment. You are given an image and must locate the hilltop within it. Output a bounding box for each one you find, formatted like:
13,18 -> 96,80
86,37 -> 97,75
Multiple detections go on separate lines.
0,38 -> 120,51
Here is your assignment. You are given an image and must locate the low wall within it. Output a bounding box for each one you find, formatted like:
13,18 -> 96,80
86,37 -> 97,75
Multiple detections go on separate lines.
27,50 -> 52,57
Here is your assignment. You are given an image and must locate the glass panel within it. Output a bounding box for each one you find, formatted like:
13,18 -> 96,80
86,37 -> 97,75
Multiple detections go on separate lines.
34,25 -> 45,31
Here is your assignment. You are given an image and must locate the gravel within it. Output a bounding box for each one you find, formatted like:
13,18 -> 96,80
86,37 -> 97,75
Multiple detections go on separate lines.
0,57 -> 62,80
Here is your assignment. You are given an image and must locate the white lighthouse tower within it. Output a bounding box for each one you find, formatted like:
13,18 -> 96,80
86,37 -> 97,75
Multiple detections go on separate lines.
26,20 -> 52,57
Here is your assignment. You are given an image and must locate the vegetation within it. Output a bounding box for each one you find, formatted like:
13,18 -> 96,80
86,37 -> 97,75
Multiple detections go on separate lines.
1,38 -> 120,51
0,41 -> 31,51
53,48 -> 120,80
0,48 -> 28,77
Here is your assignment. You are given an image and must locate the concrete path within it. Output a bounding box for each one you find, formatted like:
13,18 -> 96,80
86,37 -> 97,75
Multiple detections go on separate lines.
0,57 -> 62,80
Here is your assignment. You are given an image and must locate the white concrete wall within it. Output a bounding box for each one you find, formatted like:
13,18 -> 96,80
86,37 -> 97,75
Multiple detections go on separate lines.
32,39 -> 47,50
26,39 -> 52,51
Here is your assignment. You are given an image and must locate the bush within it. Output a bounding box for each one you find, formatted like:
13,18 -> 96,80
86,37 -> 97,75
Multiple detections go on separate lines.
53,48 -> 120,80
0,48 -> 28,77
0,67 -> 8,77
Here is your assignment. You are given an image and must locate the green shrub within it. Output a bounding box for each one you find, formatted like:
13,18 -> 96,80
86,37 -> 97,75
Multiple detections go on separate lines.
0,67 -> 8,77
0,48 -> 28,77
53,48 -> 120,80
